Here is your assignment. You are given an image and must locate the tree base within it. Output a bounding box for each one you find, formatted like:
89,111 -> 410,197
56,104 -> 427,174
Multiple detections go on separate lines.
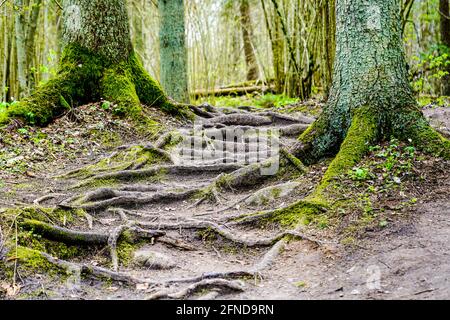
0,44 -> 192,126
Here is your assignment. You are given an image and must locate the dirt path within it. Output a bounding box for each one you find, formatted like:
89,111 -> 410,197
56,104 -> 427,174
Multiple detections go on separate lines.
1,105 -> 449,300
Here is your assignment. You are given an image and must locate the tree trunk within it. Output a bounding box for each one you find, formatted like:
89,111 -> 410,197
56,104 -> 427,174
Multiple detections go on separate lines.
290,0 -> 449,200
14,0 -> 28,98
1,0 -> 184,126
240,0 -> 259,81
440,0 -> 450,96
25,0 -> 42,91
159,0 -> 189,104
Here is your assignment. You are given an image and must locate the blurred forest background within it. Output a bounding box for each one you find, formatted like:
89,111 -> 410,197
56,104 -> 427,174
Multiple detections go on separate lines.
0,0 -> 449,108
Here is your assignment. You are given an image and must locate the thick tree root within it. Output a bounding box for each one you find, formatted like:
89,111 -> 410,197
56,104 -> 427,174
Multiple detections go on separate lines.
20,219 -> 165,270
203,114 -> 272,127
21,219 -> 111,245
147,279 -> 245,300
136,219 -> 322,247
73,164 -> 243,188
250,239 -> 286,273
259,111 -> 315,124
280,124 -> 310,137
38,251 -> 155,286
33,194 -> 66,205
72,189 -> 199,211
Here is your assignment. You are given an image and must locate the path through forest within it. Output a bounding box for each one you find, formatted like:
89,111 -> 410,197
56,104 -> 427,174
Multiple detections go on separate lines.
0,103 -> 449,300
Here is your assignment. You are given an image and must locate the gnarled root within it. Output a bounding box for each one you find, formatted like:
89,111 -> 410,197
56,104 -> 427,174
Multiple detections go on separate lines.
137,219 -> 322,247
38,250 -> 155,286
71,189 -> 199,211
72,163 -> 242,189
147,279 -> 245,300
20,219 -> 165,270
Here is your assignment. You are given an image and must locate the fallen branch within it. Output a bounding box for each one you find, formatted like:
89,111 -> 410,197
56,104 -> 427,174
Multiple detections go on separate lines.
193,85 -> 274,98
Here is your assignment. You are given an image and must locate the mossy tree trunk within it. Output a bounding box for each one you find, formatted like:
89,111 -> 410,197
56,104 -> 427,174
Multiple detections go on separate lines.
159,0 -> 189,104
290,0 -> 450,200
240,0 -> 259,81
1,0 -> 183,126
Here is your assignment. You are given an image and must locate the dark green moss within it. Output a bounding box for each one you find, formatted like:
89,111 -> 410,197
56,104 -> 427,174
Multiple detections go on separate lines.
1,44 -> 104,126
0,44 -> 187,127
393,108 -> 450,160
315,106 -> 379,196
101,64 -> 141,117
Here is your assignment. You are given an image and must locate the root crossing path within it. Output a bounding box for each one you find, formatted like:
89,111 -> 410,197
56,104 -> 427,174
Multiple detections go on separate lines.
7,104 -> 450,300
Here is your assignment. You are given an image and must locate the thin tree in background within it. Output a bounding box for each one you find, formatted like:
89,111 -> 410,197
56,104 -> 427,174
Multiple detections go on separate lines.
1,0 -> 185,126
159,0 -> 189,103
240,0 -> 259,81
14,0 -> 27,98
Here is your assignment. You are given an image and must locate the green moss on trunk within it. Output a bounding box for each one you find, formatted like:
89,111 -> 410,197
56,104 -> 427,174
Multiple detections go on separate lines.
0,0 -> 192,127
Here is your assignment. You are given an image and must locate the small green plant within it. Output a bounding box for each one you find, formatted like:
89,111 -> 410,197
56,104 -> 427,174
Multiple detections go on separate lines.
17,128 -> 29,135
348,167 -> 372,181
411,44 -> 450,95
101,101 -> 111,110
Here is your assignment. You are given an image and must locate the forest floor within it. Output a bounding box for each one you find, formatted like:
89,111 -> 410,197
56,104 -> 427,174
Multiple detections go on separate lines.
0,98 -> 449,300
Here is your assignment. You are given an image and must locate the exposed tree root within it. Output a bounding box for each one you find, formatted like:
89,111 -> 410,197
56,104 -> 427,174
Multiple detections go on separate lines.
20,219 -> 165,271
137,219 -> 322,247
157,237 -> 198,251
73,163 -> 243,188
38,251 -> 155,286
203,114 -> 272,127
73,189 -> 199,211
188,105 -> 216,118
195,194 -> 253,216
21,219 -> 111,245
250,239 -> 286,273
146,229 -> 312,299
147,279 -> 245,300
260,111 -> 315,124
33,194 -> 66,205
161,271 -> 254,285
280,124 -> 310,137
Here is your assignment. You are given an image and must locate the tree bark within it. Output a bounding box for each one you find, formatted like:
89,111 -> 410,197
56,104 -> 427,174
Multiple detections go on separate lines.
14,0 -> 28,98
25,0 -> 42,91
1,0 -> 184,126
440,0 -> 450,96
159,0 -> 190,103
292,0 -> 449,166
240,0 -> 259,81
